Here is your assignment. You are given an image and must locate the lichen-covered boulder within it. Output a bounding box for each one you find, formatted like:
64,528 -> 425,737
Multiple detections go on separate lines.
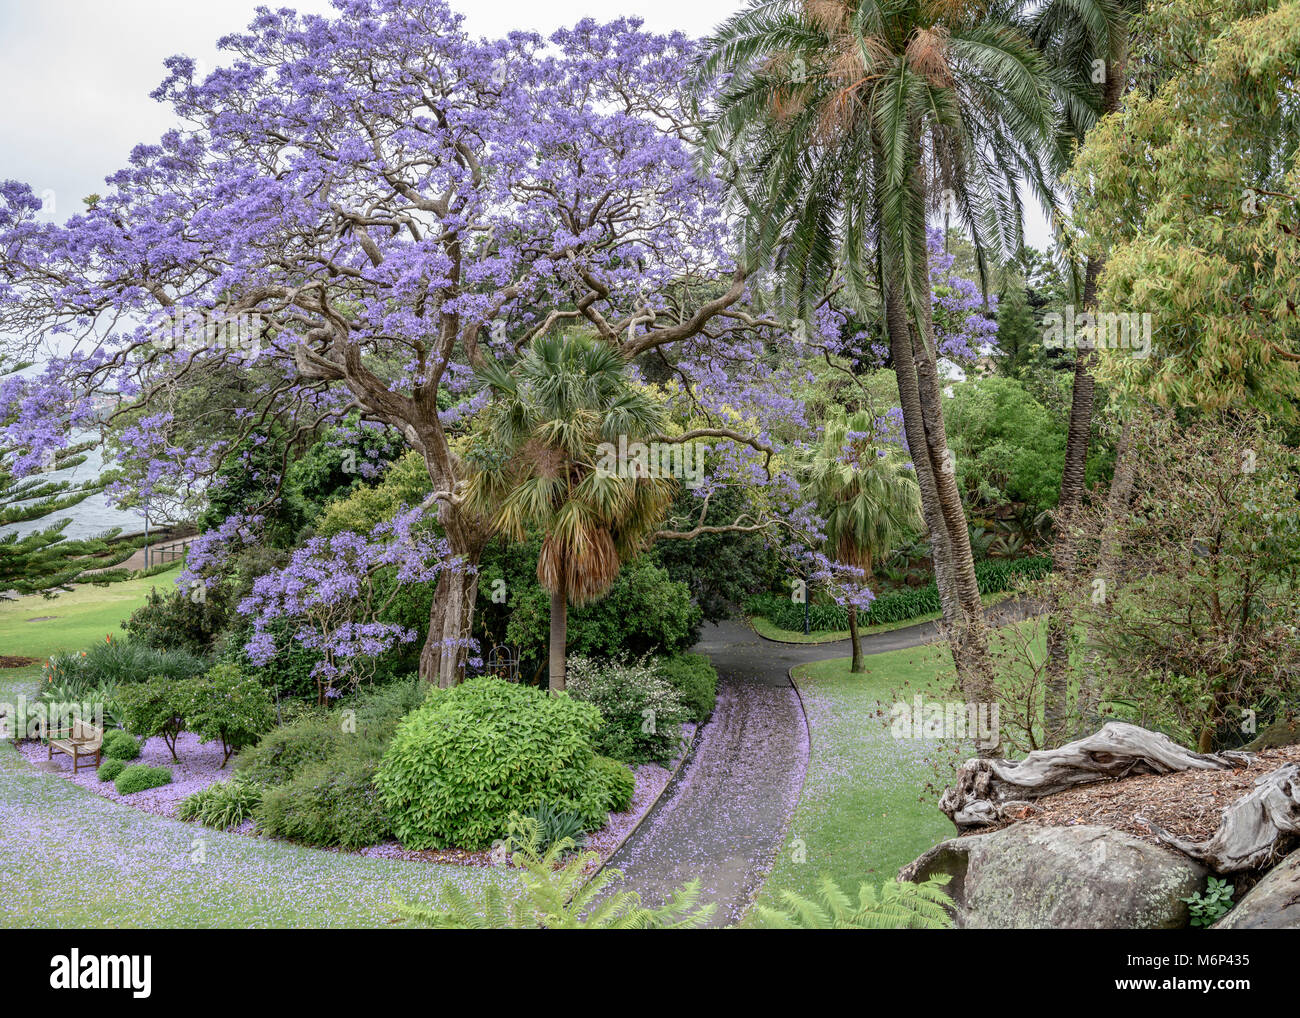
899,824 -> 1207,928
1213,851 -> 1300,929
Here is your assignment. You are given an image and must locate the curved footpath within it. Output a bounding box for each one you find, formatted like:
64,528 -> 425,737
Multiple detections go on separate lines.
604,600 -> 1034,926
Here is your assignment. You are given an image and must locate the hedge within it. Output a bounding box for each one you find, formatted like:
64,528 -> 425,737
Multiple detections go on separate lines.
746,555 -> 1051,632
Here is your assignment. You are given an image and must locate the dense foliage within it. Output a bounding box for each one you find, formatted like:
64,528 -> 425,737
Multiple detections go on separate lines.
376,679 -> 611,850
566,656 -> 691,765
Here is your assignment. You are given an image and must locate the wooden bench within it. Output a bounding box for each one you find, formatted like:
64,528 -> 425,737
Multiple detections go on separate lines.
47,719 -> 103,773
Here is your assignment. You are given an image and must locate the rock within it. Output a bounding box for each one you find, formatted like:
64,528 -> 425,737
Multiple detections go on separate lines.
900,824 -> 1208,929
1213,851 -> 1300,929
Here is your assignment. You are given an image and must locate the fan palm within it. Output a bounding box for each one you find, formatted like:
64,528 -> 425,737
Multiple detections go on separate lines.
464,333 -> 678,691
808,409 -> 922,671
699,0 -> 1060,722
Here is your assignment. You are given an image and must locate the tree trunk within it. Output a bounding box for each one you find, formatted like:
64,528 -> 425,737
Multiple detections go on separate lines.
1042,256 -> 1101,739
1073,413 -> 1140,724
848,605 -> 862,673
418,555 -> 484,688
1042,37 -> 1130,743
884,258 -> 995,746
549,582 -> 567,693
416,450 -> 490,689
909,228 -> 996,732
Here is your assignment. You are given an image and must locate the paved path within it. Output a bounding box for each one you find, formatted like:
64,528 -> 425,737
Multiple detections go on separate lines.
604,600 -> 1034,926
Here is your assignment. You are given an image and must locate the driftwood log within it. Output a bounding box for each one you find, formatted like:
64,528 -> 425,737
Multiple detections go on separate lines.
940,722 -> 1251,829
1150,764 -> 1300,872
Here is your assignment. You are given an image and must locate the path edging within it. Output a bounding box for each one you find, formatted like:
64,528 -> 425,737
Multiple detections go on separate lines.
584,724 -> 700,885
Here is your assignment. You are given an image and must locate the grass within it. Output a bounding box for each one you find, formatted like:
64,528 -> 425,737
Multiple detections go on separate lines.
0,733 -> 512,927
0,566 -> 182,663
749,619 -> 1044,926
0,561 -> 519,928
749,644 -> 957,926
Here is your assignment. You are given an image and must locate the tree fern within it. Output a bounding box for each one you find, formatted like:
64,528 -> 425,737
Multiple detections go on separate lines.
757,874 -> 955,929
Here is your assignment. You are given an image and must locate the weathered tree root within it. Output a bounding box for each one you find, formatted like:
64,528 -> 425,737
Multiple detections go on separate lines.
940,721 -> 1251,829
1149,764 -> 1300,872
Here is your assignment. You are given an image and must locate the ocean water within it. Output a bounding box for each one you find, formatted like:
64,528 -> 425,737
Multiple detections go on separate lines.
2,440 -> 146,541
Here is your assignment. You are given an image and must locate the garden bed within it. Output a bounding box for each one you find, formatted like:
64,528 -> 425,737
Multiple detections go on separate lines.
17,727 -> 683,870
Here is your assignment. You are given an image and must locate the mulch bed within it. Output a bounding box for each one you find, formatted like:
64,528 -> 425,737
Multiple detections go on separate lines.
975,744 -> 1300,844
0,656 -> 40,668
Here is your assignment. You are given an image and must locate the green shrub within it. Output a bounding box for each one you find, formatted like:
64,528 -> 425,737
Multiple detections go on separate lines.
115,676 -> 187,760
122,583 -> 234,656
255,750 -> 389,849
42,639 -> 207,691
656,653 -> 718,723
513,802 -> 588,854
234,713 -> 338,785
184,663 -> 275,767
234,681 -> 418,786
178,778 -> 262,829
591,754 -> 635,813
100,728 -> 141,761
97,758 -> 126,783
566,656 -> 688,765
1181,876 -> 1235,928
504,558 -> 702,677
376,678 -> 608,850
114,764 -> 173,795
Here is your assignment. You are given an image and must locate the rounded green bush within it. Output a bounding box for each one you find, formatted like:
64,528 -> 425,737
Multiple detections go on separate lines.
376,677 -> 607,850
97,758 -> 126,783
113,764 -> 173,795
657,653 -> 718,723
255,752 -> 389,849
101,728 -> 141,761
592,755 -> 636,813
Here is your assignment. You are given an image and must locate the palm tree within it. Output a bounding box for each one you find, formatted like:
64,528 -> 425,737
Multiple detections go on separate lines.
699,0 -> 1060,719
807,409 -> 923,671
464,333 -> 677,691
1030,0 -> 1144,736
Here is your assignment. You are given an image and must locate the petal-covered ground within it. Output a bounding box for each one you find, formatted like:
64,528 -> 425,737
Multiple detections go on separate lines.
0,733 -> 515,928
607,614 -> 1005,927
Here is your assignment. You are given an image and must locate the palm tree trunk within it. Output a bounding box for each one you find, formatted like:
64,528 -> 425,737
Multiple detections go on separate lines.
548,582 -> 567,693
1042,38 -> 1131,741
1042,256 -> 1101,739
849,605 -> 862,673
884,267 -> 995,745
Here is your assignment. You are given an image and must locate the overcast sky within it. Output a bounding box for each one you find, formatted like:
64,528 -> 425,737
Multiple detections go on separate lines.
0,0 -> 1051,244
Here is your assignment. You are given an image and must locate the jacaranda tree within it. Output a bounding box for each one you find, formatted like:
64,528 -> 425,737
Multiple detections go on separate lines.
0,1 -> 792,685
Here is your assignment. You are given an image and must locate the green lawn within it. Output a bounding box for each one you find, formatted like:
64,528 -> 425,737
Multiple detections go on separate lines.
0,562 -> 515,928
750,644 -> 957,925
0,566 -> 182,662
750,620 -> 1043,925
